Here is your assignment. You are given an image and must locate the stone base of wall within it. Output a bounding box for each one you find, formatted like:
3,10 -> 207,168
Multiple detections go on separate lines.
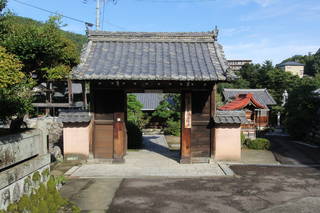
0,154 -> 50,210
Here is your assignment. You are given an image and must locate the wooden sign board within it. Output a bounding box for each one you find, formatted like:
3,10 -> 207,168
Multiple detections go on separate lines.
185,93 -> 192,128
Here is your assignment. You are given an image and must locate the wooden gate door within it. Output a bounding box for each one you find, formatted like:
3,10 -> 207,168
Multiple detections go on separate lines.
190,91 -> 211,163
93,90 -> 125,159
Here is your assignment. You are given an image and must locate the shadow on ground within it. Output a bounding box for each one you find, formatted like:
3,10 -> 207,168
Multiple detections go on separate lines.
266,135 -> 320,168
142,135 -> 180,162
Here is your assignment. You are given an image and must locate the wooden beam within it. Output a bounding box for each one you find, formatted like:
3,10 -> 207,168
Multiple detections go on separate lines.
180,92 -> 192,164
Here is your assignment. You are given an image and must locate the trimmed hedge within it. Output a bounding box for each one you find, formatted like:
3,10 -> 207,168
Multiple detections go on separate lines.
245,138 -> 270,150
126,121 -> 143,149
164,119 -> 180,136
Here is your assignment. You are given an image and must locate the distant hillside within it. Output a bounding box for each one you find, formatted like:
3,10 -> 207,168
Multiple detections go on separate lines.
3,16 -> 87,52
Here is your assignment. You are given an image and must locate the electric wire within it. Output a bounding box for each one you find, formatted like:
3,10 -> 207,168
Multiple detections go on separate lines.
12,0 -> 95,27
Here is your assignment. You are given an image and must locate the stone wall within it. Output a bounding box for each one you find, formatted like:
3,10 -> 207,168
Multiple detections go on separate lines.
0,130 -> 50,210
26,117 -> 63,161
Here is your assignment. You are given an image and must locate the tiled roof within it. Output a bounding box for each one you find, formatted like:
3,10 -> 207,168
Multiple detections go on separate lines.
72,31 -> 234,81
214,110 -> 247,124
223,88 -> 277,106
59,110 -> 92,123
277,61 -> 304,67
133,93 -> 164,111
219,93 -> 267,110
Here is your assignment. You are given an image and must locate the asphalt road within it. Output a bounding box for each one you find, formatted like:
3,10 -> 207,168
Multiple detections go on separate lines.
108,165 -> 320,213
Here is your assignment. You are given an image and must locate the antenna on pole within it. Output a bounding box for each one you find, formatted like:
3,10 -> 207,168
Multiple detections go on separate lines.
96,0 -> 100,30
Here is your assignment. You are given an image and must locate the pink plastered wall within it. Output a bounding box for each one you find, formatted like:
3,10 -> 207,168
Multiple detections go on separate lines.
63,121 -> 92,159
214,124 -> 241,161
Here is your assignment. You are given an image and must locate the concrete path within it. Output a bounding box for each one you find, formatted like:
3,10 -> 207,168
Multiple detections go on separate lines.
60,178 -> 122,212
67,135 -> 228,178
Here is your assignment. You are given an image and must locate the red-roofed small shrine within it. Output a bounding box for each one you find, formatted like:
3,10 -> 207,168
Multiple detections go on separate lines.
218,93 -> 266,111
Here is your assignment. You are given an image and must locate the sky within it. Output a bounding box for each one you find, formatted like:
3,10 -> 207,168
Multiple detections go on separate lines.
6,0 -> 320,64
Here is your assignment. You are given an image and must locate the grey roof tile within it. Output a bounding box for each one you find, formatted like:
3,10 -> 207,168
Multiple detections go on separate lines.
59,110 -> 92,123
223,88 -> 277,106
277,61 -> 304,67
214,110 -> 247,124
133,93 -> 164,111
72,31 -> 231,81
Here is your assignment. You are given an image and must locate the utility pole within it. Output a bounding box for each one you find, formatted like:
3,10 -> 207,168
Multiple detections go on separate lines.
96,0 -> 100,30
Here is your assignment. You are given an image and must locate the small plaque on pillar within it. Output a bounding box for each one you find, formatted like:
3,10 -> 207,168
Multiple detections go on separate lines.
185,94 -> 192,128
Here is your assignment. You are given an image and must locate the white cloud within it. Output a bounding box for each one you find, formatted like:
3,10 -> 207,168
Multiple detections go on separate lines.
223,40 -> 319,64
221,26 -> 251,37
230,0 -> 277,7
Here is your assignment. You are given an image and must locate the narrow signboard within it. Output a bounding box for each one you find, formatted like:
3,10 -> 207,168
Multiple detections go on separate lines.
185,93 -> 192,128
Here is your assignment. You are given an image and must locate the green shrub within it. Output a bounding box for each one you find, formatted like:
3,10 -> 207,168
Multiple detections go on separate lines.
126,121 -> 143,149
245,138 -> 270,150
164,119 -> 180,136
241,133 -> 246,148
3,175 -> 78,213
32,171 -> 41,182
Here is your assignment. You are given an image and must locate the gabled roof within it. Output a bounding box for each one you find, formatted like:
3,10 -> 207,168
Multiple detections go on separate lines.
223,88 -> 277,106
218,93 -> 267,110
72,30 -> 234,82
214,110 -> 247,124
277,61 -> 304,67
133,93 -> 164,111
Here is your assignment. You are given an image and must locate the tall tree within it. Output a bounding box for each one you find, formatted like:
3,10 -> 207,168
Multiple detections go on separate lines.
0,15 -> 80,82
0,0 -> 7,13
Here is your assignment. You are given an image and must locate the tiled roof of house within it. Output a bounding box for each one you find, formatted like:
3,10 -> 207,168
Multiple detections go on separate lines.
223,88 -> 277,106
72,31 -> 234,81
218,93 -> 267,110
277,61 -> 304,67
214,110 -> 247,124
133,93 -> 164,110
59,110 -> 92,123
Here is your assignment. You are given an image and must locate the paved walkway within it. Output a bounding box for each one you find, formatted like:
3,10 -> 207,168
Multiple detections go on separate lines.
67,135 -> 228,178
60,178 -> 121,212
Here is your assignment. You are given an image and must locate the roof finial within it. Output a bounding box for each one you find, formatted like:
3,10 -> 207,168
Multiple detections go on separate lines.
212,26 -> 219,41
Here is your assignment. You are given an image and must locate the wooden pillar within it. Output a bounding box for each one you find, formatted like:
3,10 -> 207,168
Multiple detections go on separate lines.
210,84 -> 217,159
113,112 -> 125,163
82,81 -> 88,110
180,92 -> 192,164
45,81 -> 52,115
67,79 -> 73,105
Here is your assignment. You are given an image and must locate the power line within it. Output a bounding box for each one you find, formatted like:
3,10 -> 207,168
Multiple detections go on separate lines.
12,0 -> 94,27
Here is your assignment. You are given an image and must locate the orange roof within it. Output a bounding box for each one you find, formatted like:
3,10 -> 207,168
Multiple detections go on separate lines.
218,93 -> 267,111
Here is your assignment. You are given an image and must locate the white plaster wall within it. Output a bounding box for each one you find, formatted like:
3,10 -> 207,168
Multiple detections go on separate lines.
215,125 -> 241,161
